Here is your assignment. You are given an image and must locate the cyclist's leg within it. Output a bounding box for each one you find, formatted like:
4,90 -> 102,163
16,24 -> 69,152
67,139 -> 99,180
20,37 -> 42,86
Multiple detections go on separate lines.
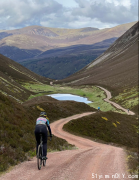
42,126 -> 48,157
35,125 -> 41,155
43,142 -> 47,156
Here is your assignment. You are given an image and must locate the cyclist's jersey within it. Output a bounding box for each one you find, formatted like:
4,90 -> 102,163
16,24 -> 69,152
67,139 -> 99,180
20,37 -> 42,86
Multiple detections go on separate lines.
36,117 -> 49,126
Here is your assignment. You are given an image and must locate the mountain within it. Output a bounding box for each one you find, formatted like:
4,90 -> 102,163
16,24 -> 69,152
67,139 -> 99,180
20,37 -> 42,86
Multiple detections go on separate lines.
0,22 -> 136,61
60,22 -> 138,95
0,22 -> 136,80
0,54 -> 50,101
20,37 -> 117,79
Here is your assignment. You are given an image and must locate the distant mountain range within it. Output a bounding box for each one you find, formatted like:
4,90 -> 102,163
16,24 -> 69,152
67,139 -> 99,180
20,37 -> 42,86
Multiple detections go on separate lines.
60,21 -> 138,95
20,37 -> 117,79
0,22 -> 136,79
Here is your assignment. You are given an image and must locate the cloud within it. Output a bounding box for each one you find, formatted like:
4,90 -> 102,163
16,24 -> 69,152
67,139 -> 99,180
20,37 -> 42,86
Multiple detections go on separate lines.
0,0 -> 138,30
72,0 -> 138,24
0,0 -> 64,29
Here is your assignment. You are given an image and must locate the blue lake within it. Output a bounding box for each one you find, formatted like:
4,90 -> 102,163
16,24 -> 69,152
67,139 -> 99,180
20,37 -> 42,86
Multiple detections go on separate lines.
47,94 -> 92,104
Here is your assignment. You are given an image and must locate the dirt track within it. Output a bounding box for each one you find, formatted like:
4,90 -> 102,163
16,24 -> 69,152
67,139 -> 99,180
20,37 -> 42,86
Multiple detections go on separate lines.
0,112 -> 129,180
97,86 -> 135,115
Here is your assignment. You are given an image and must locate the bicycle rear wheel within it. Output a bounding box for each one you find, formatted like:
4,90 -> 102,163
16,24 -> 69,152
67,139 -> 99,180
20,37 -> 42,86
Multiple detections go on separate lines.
37,145 -> 42,170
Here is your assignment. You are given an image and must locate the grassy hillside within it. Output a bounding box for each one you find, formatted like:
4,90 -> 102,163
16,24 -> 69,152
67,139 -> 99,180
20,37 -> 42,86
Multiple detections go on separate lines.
63,111 -> 138,174
0,92 -> 95,172
59,22 -> 138,113
0,54 -> 51,101
61,22 -> 138,92
63,112 -> 138,148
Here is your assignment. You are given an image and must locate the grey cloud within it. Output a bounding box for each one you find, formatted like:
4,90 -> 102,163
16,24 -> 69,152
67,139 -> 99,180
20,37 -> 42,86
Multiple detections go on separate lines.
0,0 -> 64,29
74,0 -> 88,8
72,0 -> 138,24
0,0 -> 138,30
40,10 -> 79,28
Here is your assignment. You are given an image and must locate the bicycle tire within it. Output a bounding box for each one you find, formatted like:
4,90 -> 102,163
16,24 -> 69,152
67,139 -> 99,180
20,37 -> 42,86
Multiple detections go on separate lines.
43,159 -> 46,166
37,145 -> 42,170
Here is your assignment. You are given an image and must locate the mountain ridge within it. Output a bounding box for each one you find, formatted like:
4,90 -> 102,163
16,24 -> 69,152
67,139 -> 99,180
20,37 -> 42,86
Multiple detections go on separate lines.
59,21 -> 138,95
0,21 -> 136,80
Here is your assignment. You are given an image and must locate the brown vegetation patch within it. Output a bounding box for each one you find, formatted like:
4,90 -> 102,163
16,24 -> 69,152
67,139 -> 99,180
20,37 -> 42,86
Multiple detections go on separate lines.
63,111 -> 138,148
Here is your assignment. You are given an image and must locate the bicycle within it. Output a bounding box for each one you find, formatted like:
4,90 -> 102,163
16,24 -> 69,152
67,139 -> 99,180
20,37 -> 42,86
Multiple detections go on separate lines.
37,133 -> 52,170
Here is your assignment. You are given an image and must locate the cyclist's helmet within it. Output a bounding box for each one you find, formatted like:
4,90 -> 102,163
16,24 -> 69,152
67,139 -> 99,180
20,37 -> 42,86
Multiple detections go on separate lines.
40,111 -> 47,117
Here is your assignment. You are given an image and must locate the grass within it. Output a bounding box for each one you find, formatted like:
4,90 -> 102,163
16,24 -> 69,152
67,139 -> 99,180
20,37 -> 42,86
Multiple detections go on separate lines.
22,83 -> 124,113
112,87 -> 138,114
63,111 -> 138,148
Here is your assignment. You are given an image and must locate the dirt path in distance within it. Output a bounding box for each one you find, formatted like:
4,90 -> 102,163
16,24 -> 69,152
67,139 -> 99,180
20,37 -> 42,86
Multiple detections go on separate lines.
97,86 -> 135,115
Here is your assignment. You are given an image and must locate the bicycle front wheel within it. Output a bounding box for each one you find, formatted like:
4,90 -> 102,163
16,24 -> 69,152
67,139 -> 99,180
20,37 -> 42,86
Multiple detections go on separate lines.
37,145 -> 42,170
43,159 -> 46,166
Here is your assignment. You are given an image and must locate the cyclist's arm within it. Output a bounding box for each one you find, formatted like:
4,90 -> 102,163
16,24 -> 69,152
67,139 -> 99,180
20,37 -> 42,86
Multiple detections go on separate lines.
46,120 -> 52,136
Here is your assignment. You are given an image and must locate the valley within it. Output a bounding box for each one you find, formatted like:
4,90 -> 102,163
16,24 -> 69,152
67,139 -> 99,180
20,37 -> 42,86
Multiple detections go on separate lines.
0,21 -> 136,79
0,20 -> 138,178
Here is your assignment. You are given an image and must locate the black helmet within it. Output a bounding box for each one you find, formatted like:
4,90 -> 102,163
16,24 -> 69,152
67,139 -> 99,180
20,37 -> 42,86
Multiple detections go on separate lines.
40,112 -> 47,117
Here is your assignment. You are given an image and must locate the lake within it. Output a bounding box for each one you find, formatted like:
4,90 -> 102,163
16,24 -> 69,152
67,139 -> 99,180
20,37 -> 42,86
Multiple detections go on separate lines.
47,94 -> 92,104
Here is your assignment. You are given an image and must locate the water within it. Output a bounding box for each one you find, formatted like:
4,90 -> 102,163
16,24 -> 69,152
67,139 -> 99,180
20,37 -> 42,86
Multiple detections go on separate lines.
47,94 -> 92,104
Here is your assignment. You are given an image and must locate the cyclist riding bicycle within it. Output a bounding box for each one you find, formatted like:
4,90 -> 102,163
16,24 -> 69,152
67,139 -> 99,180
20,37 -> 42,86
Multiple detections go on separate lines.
35,111 -> 52,159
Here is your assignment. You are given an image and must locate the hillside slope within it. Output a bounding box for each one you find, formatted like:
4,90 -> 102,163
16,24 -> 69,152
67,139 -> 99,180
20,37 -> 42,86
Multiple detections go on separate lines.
0,54 -> 50,101
61,22 -> 138,93
0,91 -> 95,172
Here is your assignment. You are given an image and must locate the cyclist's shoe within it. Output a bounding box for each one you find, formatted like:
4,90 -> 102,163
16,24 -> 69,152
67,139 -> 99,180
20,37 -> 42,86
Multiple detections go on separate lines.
42,156 -> 48,160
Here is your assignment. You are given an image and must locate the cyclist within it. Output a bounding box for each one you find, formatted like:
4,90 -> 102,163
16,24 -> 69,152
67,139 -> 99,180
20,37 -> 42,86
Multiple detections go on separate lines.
35,111 -> 52,159
98,107 -> 100,111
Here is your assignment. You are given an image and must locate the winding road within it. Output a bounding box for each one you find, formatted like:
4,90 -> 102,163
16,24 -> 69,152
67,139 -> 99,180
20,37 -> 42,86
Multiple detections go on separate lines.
0,87 -> 135,180
97,86 -> 135,115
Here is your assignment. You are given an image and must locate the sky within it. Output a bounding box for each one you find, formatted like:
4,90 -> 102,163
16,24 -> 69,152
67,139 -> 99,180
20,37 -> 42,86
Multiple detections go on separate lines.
0,0 -> 138,30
